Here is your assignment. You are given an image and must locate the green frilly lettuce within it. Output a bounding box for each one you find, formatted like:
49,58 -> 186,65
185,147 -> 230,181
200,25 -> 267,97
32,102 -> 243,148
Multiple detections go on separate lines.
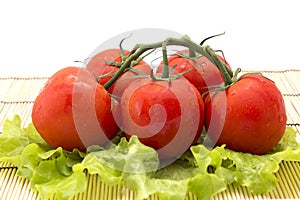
0,115 -> 299,200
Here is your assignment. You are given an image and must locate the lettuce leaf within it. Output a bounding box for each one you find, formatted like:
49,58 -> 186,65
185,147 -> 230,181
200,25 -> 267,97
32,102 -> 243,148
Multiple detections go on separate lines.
190,127 -> 300,195
0,115 -> 49,166
75,136 -> 161,199
0,116 -> 86,200
0,115 -> 300,200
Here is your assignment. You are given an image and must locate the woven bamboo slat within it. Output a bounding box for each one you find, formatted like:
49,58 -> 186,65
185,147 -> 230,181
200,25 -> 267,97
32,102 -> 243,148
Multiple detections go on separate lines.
0,71 -> 299,200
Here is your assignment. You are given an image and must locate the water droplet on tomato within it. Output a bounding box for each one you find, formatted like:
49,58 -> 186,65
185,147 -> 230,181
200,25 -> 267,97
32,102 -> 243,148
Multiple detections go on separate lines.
279,116 -> 284,123
230,91 -> 236,96
227,107 -> 233,113
250,131 -> 256,136
39,113 -> 44,120
36,105 -> 42,111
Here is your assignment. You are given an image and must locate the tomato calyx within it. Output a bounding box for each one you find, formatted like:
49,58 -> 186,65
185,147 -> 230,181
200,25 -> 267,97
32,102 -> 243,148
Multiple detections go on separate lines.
175,50 -> 204,65
149,67 -> 195,82
96,37 -> 150,86
203,43 -> 274,89
236,70 -> 275,83
200,66 -> 250,99
201,61 -> 275,100
152,39 -> 197,82
102,37 -> 129,67
152,39 -> 208,83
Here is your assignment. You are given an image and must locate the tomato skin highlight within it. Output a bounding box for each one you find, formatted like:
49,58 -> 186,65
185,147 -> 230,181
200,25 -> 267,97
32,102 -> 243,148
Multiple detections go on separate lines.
158,50 -> 230,95
120,76 -> 205,160
205,74 -> 287,155
32,67 -> 119,151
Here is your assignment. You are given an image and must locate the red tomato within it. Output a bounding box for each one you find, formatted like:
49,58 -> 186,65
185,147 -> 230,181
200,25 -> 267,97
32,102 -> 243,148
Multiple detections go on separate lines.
86,48 -> 149,94
120,75 -> 205,160
112,64 -> 152,99
158,50 -> 230,95
205,74 -> 287,155
86,49 -> 129,85
32,67 -> 119,151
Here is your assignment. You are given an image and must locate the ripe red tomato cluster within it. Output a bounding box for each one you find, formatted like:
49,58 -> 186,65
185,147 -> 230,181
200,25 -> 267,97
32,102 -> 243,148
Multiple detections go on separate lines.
32,45 -> 287,159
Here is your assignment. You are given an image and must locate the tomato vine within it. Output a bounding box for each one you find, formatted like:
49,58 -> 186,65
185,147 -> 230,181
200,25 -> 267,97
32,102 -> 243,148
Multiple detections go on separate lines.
103,35 -> 227,89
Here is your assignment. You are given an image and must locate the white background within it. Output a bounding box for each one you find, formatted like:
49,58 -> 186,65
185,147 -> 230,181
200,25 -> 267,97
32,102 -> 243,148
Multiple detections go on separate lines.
0,0 -> 300,76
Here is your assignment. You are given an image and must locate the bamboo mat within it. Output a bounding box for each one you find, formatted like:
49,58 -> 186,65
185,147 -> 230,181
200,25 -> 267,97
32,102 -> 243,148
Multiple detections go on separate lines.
0,70 -> 299,200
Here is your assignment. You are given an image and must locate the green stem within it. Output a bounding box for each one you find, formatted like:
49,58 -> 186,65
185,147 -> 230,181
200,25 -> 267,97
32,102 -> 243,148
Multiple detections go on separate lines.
189,49 -> 196,58
204,46 -> 233,86
232,68 -> 241,82
200,32 -> 225,46
162,39 -> 170,79
182,35 -> 196,58
214,49 -> 232,77
119,34 -> 132,61
103,35 -> 226,89
104,42 -> 162,89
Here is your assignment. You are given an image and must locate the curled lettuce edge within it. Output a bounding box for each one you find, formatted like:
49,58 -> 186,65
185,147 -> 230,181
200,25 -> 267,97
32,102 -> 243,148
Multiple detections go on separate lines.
0,115 -> 299,200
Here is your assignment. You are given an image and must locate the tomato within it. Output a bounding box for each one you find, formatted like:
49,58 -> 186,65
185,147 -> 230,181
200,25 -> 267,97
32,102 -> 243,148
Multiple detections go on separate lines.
120,75 -> 205,160
205,74 -> 287,155
112,64 -> 152,99
32,67 -> 119,151
86,49 -> 129,86
86,48 -> 149,94
158,50 -> 230,95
